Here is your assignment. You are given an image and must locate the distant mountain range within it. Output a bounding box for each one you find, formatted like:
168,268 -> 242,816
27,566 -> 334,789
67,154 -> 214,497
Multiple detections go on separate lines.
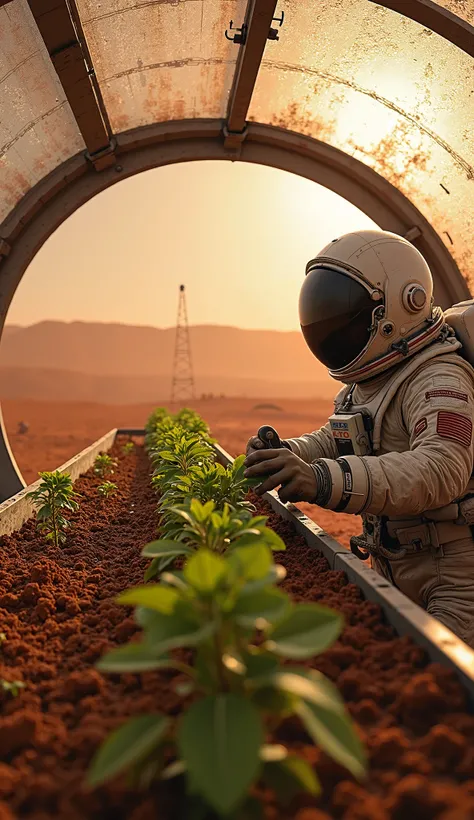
0,321 -> 338,403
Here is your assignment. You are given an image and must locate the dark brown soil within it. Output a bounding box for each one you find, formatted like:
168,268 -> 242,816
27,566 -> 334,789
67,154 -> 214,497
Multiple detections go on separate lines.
0,451 -> 473,819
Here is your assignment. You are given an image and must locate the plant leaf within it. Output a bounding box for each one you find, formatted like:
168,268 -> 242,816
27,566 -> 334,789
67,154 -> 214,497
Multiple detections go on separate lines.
87,714 -> 170,787
184,550 -> 227,593
242,651 -> 279,681
296,698 -> 366,780
232,588 -> 289,628
178,694 -> 262,815
262,756 -> 320,804
141,540 -> 194,559
228,543 -> 273,582
117,585 -> 179,614
144,606 -> 217,654
271,668 -> 366,779
144,557 -> 162,583
259,527 -> 286,551
266,604 -> 343,659
97,643 -> 171,673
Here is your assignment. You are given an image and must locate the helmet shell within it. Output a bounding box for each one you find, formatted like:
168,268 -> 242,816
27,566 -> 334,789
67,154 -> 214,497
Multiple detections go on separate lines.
300,230 -> 438,382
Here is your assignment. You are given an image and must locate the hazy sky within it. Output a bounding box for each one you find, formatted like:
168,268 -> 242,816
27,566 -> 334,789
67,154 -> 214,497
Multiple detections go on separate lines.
9,161 -> 377,331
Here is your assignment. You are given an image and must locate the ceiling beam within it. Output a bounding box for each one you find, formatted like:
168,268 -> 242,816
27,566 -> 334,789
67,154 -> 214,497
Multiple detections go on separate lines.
26,0 -> 115,170
371,0 -> 474,58
224,0 -> 278,146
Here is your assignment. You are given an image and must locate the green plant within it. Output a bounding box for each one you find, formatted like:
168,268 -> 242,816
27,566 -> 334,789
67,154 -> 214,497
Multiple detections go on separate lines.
88,545 -> 366,815
26,471 -> 79,547
162,455 -> 256,513
123,442 -> 135,455
142,498 -> 285,581
94,453 -> 117,478
97,481 -> 118,500
1,680 -> 25,698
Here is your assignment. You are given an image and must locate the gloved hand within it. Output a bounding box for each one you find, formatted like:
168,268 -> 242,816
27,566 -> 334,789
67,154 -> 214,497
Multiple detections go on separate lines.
246,435 -> 266,454
244,448 -> 318,503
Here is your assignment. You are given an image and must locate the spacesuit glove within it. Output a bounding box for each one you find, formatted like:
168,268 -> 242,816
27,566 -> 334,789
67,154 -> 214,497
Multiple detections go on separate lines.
244,447 -> 318,502
246,435 -> 291,455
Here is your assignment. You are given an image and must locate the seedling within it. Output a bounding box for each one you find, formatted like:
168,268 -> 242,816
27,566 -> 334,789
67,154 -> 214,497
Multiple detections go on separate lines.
88,546 -> 366,814
143,499 -> 285,581
94,453 -> 117,478
97,481 -> 118,500
1,680 -> 25,698
162,456 -> 256,514
0,632 -> 6,645
26,471 -> 79,548
123,442 -> 135,455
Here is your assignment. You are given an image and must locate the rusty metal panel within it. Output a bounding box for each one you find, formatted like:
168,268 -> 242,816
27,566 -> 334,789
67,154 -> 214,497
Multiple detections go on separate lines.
27,0 -> 112,158
436,0 -> 474,25
249,0 -> 474,292
371,0 -> 474,57
75,0 -> 248,133
0,0 -> 85,223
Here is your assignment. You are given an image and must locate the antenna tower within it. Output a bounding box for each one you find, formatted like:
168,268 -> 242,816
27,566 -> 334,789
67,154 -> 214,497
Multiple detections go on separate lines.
170,285 -> 195,404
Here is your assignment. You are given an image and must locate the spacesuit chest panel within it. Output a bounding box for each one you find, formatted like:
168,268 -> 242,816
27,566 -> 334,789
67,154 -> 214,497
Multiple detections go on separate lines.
329,411 -> 374,456
329,382 -> 378,457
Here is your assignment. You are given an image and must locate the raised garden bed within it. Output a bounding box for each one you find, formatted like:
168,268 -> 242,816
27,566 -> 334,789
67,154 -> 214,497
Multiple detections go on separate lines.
0,427 -> 474,819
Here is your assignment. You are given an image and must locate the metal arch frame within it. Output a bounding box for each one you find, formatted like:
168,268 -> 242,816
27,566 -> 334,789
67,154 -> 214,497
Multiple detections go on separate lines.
369,0 -> 474,59
0,118 -> 469,500
225,0 -> 279,142
25,0 -> 115,168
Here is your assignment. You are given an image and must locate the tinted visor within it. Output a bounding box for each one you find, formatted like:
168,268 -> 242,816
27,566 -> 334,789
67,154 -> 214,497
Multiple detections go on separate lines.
299,266 -> 382,370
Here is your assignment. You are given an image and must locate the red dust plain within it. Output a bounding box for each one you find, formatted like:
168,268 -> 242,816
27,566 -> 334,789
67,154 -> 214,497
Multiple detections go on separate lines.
2,397 -> 361,548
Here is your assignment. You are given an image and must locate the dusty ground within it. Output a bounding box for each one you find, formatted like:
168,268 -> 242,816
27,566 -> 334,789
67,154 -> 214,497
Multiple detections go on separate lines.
2,398 -> 361,548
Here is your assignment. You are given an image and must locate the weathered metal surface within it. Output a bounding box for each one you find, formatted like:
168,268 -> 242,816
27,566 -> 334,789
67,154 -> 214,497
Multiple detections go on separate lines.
27,0 -> 112,160
371,0 -> 474,58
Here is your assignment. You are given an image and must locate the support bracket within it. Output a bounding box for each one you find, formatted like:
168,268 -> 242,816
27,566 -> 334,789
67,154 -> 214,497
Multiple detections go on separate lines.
0,239 -> 11,259
85,138 -> 118,172
404,226 -> 422,242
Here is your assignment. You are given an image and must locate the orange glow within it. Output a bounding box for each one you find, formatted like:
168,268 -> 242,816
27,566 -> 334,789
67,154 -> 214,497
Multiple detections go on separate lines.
8,162 -> 377,331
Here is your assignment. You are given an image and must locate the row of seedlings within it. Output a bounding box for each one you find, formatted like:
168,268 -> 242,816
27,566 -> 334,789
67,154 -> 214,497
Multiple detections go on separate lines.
88,408 -> 367,817
0,445 -> 135,697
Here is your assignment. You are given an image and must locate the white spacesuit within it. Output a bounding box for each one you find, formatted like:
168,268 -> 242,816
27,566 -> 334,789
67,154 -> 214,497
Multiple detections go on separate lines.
245,230 -> 474,646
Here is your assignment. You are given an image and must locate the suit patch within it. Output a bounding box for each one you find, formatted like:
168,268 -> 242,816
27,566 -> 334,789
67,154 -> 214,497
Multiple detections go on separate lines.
433,375 -> 460,388
425,389 -> 468,402
437,411 -> 472,447
413,417 -> 427,437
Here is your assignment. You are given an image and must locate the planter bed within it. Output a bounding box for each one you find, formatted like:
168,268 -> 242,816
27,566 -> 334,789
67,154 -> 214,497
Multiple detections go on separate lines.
0,438 -> 473,819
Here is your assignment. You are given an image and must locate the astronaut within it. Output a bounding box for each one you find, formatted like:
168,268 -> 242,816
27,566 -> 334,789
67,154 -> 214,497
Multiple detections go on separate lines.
245,230 -> 474,647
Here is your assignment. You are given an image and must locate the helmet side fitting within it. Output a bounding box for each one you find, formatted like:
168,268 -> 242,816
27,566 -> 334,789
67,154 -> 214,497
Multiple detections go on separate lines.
299,230 -> 443,383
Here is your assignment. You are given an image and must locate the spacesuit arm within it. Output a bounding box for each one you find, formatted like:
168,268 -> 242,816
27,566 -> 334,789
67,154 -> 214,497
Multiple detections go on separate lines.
285,421 -> 339,462
284,386 -> 346,462
312,362 -> 474,517
361,362 -> 474,517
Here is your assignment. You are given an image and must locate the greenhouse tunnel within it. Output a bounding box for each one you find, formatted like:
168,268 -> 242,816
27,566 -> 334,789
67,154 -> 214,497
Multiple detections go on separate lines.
0,0 -> 473,502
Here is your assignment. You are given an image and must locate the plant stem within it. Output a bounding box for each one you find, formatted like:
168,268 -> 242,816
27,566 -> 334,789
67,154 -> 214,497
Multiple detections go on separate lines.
169,661 -> 197,678
211,605 -> 227,694
51,489 -> 58,548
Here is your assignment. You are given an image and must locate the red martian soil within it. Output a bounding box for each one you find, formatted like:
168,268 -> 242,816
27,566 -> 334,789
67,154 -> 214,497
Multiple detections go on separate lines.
0,444 -> 473,819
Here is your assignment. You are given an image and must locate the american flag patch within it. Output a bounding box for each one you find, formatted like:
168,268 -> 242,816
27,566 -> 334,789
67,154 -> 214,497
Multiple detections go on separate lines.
437,411 -> 472,447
